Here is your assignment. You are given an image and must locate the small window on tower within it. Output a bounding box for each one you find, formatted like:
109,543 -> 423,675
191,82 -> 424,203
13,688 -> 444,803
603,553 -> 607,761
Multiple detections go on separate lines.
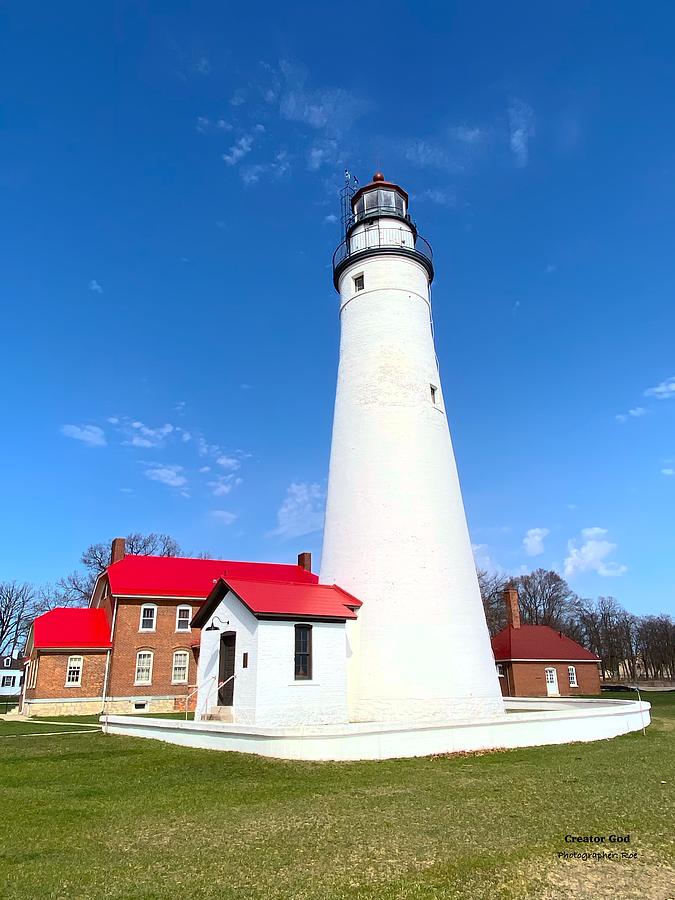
353,273 -> 364,293
430,384 -> 438,404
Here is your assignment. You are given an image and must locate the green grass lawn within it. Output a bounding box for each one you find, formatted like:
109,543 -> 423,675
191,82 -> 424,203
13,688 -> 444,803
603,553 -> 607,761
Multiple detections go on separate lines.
0,691 -> 673,899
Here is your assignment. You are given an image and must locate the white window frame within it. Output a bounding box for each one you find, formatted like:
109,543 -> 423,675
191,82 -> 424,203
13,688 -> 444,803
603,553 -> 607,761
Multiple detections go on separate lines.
134,650 -> 154,686
65,655 -> 83,687
139,604 -> 157,633
171,650 -> 189,684
353,272 -> 365,293
175,605 -> 192,632
3,658 -> 11,667
496,663 -> 504,678
568,665 -> 578,687
2,675 -> 16,688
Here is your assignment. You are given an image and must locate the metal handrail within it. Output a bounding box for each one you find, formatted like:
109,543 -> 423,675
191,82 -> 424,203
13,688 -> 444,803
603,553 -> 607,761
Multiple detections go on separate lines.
332,226 -> 434,285
183,673 -> 236,720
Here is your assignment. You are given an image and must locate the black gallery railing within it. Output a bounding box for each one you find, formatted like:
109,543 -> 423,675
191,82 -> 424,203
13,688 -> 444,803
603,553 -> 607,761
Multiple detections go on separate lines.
332,227 -> 434,282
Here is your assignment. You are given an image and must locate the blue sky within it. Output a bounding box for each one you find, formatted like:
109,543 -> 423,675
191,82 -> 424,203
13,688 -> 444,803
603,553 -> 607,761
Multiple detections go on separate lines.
1,2 -> 674,615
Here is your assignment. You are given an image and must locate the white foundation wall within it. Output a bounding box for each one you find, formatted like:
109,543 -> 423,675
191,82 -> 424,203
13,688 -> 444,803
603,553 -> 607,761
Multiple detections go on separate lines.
255,620 -> 348,726
195,593 -> 259,723
321,253 -> 504,722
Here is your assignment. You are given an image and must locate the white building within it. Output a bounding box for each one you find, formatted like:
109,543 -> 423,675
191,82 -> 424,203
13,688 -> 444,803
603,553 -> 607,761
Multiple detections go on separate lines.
193,576 -> 361,726
0,655 -> 23,697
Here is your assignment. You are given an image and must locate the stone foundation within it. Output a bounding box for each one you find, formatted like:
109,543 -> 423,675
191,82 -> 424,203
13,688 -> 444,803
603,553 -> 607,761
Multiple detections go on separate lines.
24,699 -> 105,717
24,695 -> 190,718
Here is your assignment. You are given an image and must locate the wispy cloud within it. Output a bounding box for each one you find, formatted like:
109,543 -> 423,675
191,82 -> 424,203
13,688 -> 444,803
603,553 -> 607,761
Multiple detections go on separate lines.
88,279 -> 103,294
417,187 -> 457,206
661,467 -> 674,476
208,474 -> 242,496
222,135 -> 254,166
124,421 -> 174,448
615,406 -> 647,424
144,464 -> 187,488
268,482 -> 325,539
278,59 -> 367,134
240,150 -> 290,185
195,56 -> 211,76
645,376 -> 675,400
402,139 -> 461,172
523,527 -> 549,557
216,455 -> 240,471
471,543 -> 494,571
61,424 -> 106,448
449,125 -> 485,144
508,99 -> 535,167
564,527 -> 627,578
211,510 -> 237,525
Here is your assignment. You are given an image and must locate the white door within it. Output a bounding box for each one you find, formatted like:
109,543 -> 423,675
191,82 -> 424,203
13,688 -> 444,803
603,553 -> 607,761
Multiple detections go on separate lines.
545,667 -> 559,696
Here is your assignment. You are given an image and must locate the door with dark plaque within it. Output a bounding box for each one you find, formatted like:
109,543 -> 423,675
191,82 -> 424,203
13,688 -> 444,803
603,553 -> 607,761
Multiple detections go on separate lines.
218,632 -> 236,705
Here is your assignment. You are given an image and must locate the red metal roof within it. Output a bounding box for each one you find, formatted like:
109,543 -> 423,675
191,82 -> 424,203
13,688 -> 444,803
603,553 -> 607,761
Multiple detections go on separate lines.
33,608 -> 112,650
227,578 -> 362,620
192,577 -> 362,625
105,555 -> 318,599
491,625 -> 599,662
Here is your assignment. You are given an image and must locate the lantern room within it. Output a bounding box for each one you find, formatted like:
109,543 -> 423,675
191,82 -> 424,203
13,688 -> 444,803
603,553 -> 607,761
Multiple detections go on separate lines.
350,172 -> 410,230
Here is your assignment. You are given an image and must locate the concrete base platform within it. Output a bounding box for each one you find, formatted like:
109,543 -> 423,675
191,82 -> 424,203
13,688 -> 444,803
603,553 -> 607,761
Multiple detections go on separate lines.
101,697 -> 651,761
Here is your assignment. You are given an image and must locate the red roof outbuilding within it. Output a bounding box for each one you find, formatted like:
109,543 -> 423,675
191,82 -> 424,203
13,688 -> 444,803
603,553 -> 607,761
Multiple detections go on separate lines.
32,608 -> 112,650
491,624 -> 599,662
192,577 -> 362,626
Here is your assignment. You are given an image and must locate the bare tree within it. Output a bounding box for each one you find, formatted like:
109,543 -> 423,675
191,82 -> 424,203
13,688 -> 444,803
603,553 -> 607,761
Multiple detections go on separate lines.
43,532 -> 184,608
0,582 -> 38,656
512,568 -> 578,630
476,569 -> 510,635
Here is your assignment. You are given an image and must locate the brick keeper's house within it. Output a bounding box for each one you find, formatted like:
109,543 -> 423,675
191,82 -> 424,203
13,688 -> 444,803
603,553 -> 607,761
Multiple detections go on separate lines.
491,586 -> 601,698
21,539 -> 316,717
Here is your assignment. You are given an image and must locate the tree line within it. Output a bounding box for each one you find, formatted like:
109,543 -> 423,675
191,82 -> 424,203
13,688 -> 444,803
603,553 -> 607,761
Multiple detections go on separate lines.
478,567 -> 675,682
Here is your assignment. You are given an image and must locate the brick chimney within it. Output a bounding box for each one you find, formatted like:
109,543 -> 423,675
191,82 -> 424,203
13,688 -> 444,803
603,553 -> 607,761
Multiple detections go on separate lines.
503,584 -> 521,629
297,551 -> 312,573
111,537 -> 126,565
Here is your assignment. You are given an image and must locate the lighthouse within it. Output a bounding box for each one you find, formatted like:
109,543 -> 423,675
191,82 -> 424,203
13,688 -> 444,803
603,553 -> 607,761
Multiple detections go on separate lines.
321,172 -> 504,723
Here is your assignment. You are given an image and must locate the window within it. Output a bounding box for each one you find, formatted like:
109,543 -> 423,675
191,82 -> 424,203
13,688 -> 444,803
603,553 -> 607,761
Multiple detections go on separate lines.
139,604 -> 156,632
171,650 -> 189,684
568,666 -> 578,687
353,273 -> 364,293
242,652 -> 249,669
294,624 -> 312,680
134,701 -> 148,711
430,384 -> 438,404
2,675 -> 16,688
496,663 -> 504,678
135,651 -> 153,685
175,606 -> 192,632
65,656 -> 83,687
3,658 -> 11,667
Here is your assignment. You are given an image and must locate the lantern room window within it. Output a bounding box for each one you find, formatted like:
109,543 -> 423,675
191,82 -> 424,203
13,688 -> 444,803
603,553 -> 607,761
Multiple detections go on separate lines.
353,188 -> 406,223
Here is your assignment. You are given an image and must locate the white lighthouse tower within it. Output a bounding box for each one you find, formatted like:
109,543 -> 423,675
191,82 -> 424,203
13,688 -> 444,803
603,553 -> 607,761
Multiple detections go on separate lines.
321,172 -> 504,723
